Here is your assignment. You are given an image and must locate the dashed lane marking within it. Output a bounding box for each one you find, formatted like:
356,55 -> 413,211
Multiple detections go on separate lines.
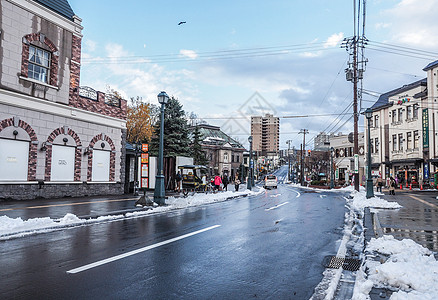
265,202 -> 289,211
67,225 -> 221,274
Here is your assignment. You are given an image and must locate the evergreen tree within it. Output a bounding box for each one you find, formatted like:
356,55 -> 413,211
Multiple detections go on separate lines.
191,125 -> 208,165
150,97 -> 191,157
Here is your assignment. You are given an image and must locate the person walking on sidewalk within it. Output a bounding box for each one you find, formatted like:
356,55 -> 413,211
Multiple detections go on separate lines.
376,176 -> 383,193
389,177 -> 396,195
222,174 -> 229,191
214,174 -> 222,192
234,174 -> 241,192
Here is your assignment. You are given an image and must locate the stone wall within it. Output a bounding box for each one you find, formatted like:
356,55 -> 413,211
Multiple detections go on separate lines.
0,182 -> 124,201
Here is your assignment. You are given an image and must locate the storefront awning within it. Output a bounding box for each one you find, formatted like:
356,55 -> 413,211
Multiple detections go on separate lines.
389,158 -> 423,166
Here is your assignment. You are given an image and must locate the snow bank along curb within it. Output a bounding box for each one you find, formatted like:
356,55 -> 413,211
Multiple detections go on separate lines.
0,188 -> 264,240
311,189 -> 402,299
349,192 -> 438,299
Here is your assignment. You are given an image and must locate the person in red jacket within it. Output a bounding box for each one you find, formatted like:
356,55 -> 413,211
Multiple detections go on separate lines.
214,175 -> 222,192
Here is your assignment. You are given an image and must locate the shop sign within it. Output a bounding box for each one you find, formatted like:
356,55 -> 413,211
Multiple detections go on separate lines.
397,97 -> 411,105
424,162 -> 430,180
354,154 -> 359,173
423,108 -> 429,148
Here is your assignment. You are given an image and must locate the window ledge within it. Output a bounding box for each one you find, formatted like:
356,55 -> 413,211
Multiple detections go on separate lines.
19,76 -> 59,90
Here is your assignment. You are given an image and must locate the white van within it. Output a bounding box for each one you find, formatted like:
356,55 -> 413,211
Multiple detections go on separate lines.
264,174 -> 278,189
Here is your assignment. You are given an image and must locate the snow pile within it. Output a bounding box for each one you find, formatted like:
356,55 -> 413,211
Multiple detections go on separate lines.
0,188 -> 263,239
354,235 -> 438,299
349,190 -> 402,211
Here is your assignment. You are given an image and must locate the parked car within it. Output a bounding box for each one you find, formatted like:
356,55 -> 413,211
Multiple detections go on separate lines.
264,174 -> 278,189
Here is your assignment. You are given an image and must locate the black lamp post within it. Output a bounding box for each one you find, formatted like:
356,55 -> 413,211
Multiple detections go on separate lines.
247,136 -> 253,190
133,143 -> 140,196
365,108 -> 374,199
154,91 -> 169,205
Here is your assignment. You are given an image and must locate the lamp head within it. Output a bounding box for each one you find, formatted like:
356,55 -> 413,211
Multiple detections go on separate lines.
157,91 -> 169,105
365,108 -> 373,120
248,136 -> 253,143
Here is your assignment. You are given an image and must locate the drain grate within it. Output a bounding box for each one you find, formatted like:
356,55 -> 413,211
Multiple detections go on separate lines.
322,256 -> 361,271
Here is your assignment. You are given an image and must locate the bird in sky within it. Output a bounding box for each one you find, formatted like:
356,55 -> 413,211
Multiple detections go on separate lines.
178,21 -> 186,25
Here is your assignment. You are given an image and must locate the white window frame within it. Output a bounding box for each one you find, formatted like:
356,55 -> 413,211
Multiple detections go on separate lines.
28,45 -> 51,83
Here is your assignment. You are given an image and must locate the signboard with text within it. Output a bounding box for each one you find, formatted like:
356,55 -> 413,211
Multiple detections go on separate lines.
423,108 -> 429,148
140,144 -> 149,188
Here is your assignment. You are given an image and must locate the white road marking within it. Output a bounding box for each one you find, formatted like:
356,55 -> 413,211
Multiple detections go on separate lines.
265,202 -> 289,211
269,194 -> 281,198
67,225 -> 221,274
320,195 -> 327,198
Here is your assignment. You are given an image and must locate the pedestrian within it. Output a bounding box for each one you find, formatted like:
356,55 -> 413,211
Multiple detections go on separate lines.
389,177 -> 396,195
175,171 -> 182,193
214,174 -> 222,192
222,174 -> 229,191
376,176 -> 383,193
234,174 -> 241,192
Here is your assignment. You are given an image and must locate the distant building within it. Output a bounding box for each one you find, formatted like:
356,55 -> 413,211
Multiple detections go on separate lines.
251,113 -> 279,156
330,132 -> 365,185
314,132 -> 330,151
197,124 -> 245,179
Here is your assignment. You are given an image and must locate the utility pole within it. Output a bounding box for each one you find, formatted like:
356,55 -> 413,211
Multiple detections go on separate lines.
299,129 -> 308,185
341,0 -> 367,192
286,140 -> 292,181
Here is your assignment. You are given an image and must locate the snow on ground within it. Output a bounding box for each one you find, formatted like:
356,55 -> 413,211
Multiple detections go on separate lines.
345,189 -> 438,300
0,187 -> 264,240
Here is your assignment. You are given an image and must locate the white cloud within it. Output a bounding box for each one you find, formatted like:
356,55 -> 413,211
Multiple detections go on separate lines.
381,0 -> 438,47
84,39 -> 97,52
324,32 -> 344,48
179,49 -> 198,59
375,22 -> 391,29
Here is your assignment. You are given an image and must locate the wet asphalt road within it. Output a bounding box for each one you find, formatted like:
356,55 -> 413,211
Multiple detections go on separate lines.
0,168 -> 348,299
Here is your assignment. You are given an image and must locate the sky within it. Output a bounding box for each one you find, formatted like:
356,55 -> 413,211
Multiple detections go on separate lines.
68,0 -> 438,149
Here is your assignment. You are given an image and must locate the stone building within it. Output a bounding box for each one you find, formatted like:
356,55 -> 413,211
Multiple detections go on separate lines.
0,0 -> 127,200
197,124 -> 245,180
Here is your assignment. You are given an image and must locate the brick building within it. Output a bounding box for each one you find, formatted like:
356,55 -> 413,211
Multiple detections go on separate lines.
0,0 -> 127,200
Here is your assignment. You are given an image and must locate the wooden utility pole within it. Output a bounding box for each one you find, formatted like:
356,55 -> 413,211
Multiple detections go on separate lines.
353,38 -> 359,192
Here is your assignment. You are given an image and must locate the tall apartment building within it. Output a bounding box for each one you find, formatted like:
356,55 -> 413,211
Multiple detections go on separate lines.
0,0 -> 127,200
251,114 -> 279,156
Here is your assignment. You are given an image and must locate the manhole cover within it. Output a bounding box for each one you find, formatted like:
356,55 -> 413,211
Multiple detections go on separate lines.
322,256 -> 361,271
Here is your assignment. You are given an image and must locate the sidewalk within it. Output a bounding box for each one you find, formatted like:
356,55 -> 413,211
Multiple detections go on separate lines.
373,188 -> 438,252
362,188 -> 438,299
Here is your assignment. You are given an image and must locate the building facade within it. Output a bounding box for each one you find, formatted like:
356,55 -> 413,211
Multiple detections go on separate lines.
0,0 -> 127,200
197,124 -> 245,180
330,132 -> 365,186
251,113 -> 279,156
367,78 -> 425,186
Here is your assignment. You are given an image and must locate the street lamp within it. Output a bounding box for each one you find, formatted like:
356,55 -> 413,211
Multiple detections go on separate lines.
247,136 -> 253,190
133,143 -> 140,196
365,108 -> 374,199
330,147 -> 335,189
154,91 -> 169,205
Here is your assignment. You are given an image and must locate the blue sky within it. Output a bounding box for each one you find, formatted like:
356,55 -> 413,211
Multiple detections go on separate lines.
69,0 -> 438,149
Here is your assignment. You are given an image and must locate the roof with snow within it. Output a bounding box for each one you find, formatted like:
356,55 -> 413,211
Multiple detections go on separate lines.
194,124 -> 244,150
371,78 -> 427,111
34,0 -> 75,20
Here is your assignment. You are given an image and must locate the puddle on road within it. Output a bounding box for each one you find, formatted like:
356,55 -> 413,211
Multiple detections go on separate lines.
382,227 -> 438,252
